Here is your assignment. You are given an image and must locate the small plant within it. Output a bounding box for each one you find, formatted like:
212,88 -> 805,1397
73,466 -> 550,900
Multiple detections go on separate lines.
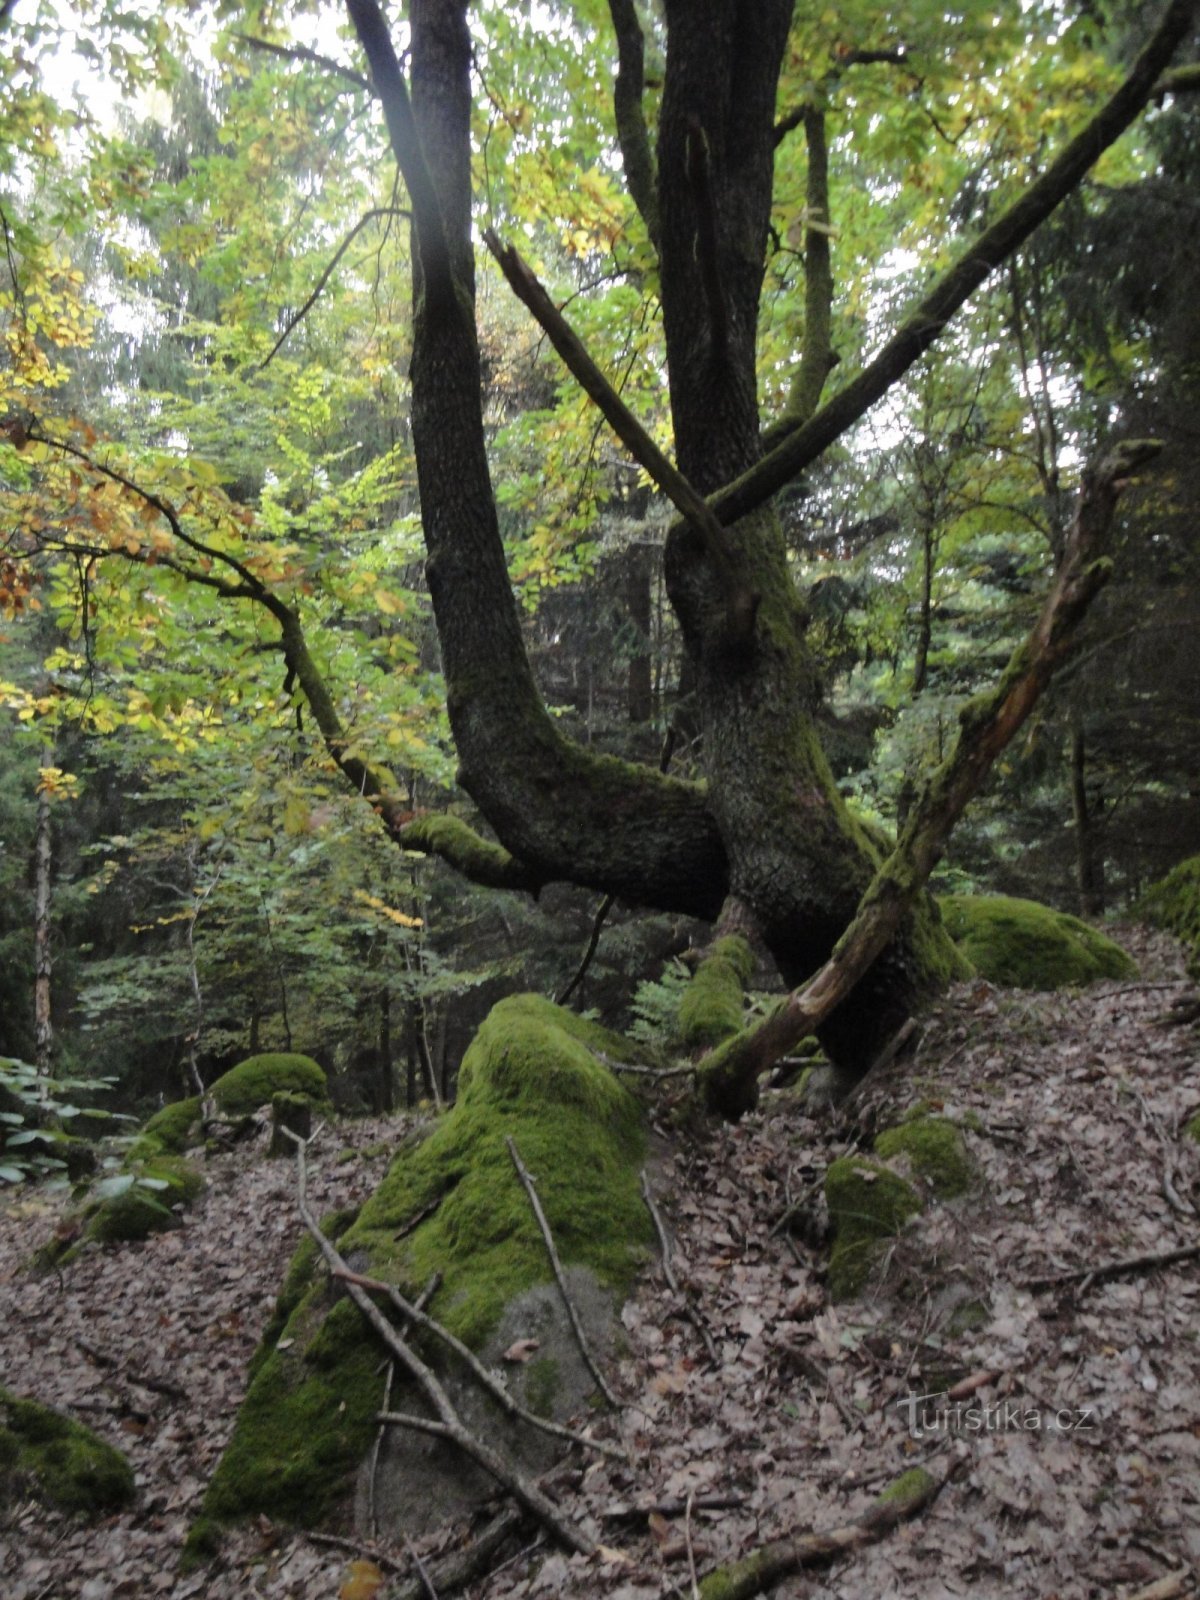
627,960 -> 692,1048
0,1056 -> 122,1186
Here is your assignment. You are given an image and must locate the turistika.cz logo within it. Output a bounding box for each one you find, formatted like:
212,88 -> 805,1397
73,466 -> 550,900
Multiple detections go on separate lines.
896,1392 -> 1098,1438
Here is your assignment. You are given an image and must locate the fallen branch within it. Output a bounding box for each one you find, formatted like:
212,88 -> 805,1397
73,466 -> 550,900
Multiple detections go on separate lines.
699,438 -> 1164,1116
507,1135 -> 622,1409
405,1534 -> 439,1599
602,1492 -> 747,1524
330,1263 -> 625,1462
283,1131 -> 597,1557
696,1459 -> 963,1599
1021,1240 -> 1200,1293
640,1170 -> 721,1366
308,1510 -> 527,1600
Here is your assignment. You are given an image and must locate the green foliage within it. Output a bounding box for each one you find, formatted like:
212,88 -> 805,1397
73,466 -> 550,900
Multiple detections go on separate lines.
627,959 -> 692,1048
1135,856 -> 1200,978
0,1388 -> 134,1515
940,894 -> 1136,990
0,1057 -> 119,1185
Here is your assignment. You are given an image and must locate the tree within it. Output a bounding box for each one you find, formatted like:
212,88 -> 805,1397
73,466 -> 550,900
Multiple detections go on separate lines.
331,0 -> 1194,1075
5,0 -> 1197,1108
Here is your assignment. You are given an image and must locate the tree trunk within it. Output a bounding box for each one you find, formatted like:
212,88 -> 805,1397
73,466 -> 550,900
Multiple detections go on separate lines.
1069,720 -> 1106,916
33,747 -> 53,1078
626,544 -> 653,725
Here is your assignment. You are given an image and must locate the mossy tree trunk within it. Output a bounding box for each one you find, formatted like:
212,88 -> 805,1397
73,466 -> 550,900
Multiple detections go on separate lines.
342,0 -> 1192,1078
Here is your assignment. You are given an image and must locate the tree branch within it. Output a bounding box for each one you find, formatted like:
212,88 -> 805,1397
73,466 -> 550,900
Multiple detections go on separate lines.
483,228 -> 756,642
772,106 -> 835,435
344,0 -> 455,308
714,0 -> 1195,530
700,439 -> 1163,1116
260,206 -> 410,369
607,0 -> 659,249
232,31 -> 376,97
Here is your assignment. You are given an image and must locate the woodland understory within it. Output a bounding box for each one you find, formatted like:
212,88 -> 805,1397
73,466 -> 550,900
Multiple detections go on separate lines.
3,924 -> 1199,1600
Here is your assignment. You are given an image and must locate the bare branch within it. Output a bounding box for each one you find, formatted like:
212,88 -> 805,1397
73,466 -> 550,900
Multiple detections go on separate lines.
700,439 -> 1164,1116
506,1135 -> 622,1410
482,229 -> 756,644
232,31 -> 375,96
261,206 -> 410,369
714,0 -> 1196,531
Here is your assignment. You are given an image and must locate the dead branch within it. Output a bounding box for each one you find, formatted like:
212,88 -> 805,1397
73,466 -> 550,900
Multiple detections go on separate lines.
640,1170 -> 721,1366
602,1493 -> 747,1524
305,1530 -> 409,1574
330,1263 -> 625,1462
695,1458 -> 963,1599
1021,1240 -> 1200,1293
506,1135 -> 622,1410
700,438 -> 1163,1116
557,892 -> 614,1005
283,1131 -> 597,1556
232,32 -> 375,96
482,229 -> 756,645
405,1534 -> 439,1598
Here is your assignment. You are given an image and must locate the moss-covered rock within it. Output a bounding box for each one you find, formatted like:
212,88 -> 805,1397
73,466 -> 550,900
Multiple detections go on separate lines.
197,994 -> 652,1542
1136,856 -> 1200,977
939,894 -> 1135,990
210,1053 -> 327,1117
86,1156 -> 205,1246
0,1389 -> 134,1514
825,1155 -> 922,1301
677,936 -> 754,1051
131,1094 -> 202,1160
874,1117 -> 973,1198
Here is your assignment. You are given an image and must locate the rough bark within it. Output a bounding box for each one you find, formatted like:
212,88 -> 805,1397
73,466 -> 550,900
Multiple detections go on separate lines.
33,746 -> 53,1077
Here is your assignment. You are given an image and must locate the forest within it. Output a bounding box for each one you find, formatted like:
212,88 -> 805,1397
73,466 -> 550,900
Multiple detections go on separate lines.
2,0 -> 1200,1596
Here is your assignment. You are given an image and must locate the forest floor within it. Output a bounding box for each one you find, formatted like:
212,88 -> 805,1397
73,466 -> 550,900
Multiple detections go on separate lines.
2,926 -> 1199,1600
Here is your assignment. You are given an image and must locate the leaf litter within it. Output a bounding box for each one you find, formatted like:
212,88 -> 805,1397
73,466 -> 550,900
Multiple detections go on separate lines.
2,926 -> 1199,1598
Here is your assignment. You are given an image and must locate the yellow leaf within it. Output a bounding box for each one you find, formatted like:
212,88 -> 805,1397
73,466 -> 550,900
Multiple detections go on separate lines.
339,1559 -> 385,1600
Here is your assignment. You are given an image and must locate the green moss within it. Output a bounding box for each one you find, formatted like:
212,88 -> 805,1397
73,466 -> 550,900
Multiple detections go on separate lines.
939,894 -> 1136,990
199,994 -> 651,1540
1184,1114 -> 1200,1145
1136,856 -> 1200,977
137,1095 -> 202,1155
85,1157 -> 204,1245
875,1117 -> 973,1198
825,1155 -> 922,1301
0,1389 -> 134,1514
677,936 -> 754,1051
210,1053 -> 327,1117
525,1357 -> 560,1420
874,1465 -> 937,1509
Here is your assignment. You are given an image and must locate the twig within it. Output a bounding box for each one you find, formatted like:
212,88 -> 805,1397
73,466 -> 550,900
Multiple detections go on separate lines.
557,893 -> 614,1005
331,1265 -> 624,1461
1022,1241 -> 1200,1293
594,1051 -> 697,1081
685,1490 -> 700,1600
283,1130 -> 597,1556
395,1196 -> 444,1241
405,1534 -> 440,1598
367,1359 -> 395,1536
306,1530 -> 409,1575
232,32 -> 375,95
506,1136 -> 622,1409
1127,1573 -> 1191,1600
640,1171 -> 721,1366
602,1493 -> 746,1523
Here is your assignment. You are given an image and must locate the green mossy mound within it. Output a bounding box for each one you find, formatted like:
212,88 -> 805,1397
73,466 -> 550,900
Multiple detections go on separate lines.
825,1156 -> 922,1301
939,894 -> 1135,990
875,1117 -> 973,1198
0,1389 -> 134,1514
677,936 -> 754,1051
1184,1114 -> 1200,1145
86,1157 -> 204,1245
211,1053 -> 327,1117
1136,856 -> 1200,977
133,1094 -> 202,1159
195,995 -> 652,1545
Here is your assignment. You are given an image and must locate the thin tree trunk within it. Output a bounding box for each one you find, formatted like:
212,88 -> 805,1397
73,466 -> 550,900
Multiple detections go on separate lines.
911,525 -> 934,697
626,544 -> 653,724
378,987 -> 394,1113
1069,720 -> 1106,916
33,746 -> 53,1078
